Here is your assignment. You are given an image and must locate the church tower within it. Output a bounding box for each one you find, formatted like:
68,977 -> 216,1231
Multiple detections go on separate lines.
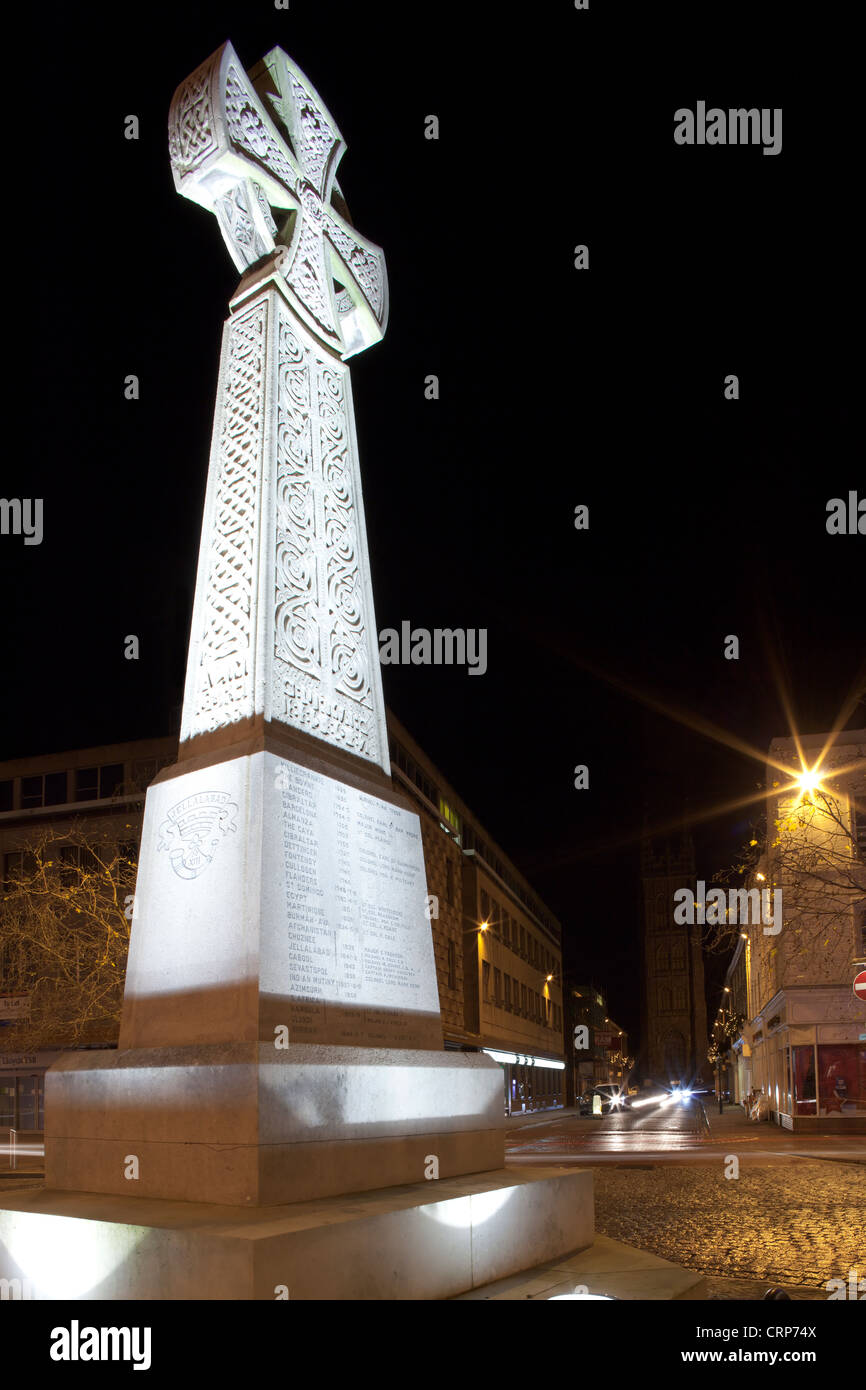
640,833 -> 711,1085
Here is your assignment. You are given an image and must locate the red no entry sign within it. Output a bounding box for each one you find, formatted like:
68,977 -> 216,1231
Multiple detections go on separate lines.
854,971 -> 866,1002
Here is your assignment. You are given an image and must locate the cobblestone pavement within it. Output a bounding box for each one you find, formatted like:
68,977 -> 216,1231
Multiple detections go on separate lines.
702,1276 -> 827,1300
592,1159 -> 864,1291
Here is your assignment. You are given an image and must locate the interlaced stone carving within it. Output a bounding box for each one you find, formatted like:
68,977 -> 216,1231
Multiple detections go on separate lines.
169,41 -> 388,361
172,44 -> 388,771
184,301 -> 267,739
273,314 -> 378,761
168,61 -> 218,175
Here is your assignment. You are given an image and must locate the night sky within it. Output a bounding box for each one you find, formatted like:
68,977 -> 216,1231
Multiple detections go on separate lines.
6,2 -> 862,1048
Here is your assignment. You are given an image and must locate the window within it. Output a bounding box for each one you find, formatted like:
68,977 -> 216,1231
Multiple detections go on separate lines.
75,764 -> 124,802
131,756 -> 172,788
673,985 -> 687,1012
438,797 -> 461,840
0,780 -> 12,812
58,845 -> 102,885
494,968 -> 501,1005
3,851 -> 25,885
131,758 -> 157,787
20,771 -> 67,808
75,767 -> 99,800
817,1043 -> 865,1118
445,859 -> 455,906
519,925 -> 526,956
504,974 -> 512,1010
793,1044 -> 816,1115
482,960 -> 491,1000
480,889 -> 490,920
447,940 -> 456,990
521,983 -> 528,1015
502,913 -> 510,946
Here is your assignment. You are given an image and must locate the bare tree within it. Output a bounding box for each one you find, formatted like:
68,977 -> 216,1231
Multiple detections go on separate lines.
704,781 -> 865,965
0,823 -> 136,1050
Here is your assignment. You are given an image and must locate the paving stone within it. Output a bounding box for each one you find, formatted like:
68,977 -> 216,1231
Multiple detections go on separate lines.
592,1159 -> 864,1292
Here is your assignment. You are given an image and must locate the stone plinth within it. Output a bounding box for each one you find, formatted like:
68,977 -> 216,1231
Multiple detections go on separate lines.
0,1168 -> 592,1300
120,745 -> 442,1054
45,1044 -> 504,1205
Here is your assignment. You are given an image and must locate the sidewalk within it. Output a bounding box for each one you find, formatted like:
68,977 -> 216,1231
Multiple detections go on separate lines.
505,1105 -> 582,1129
700,1102 -> 755,1134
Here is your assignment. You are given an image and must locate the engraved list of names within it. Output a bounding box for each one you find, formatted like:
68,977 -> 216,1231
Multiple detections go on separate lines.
272,758 -> 442,1048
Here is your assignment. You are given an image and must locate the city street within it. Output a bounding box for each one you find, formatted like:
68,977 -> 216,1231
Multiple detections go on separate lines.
506,1096 -> 866,1163
507,1099 -> 866,1297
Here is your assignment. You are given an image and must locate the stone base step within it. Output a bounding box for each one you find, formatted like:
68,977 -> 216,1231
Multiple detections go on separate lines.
454,1234 -> 707,1300
0,1165 -> 591,1300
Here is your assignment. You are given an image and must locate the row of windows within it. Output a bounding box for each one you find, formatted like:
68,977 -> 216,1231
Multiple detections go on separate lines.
481,961 -> 562,1030
0,759 -> 170,813
2,842 -> 138,887
480,890 -> 557,976
389,742 -> 443,828
388,736 -> 559,939
465,823 -> 558,938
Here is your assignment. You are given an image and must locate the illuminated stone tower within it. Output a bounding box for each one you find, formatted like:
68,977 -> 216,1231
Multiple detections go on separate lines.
640,833 -> 711,1084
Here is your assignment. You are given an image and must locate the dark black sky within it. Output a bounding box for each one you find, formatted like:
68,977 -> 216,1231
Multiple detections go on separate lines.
6,2 -> 862,1046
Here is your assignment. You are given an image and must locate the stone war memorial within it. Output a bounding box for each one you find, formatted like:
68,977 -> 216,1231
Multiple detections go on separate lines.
0,41 -> 590,1298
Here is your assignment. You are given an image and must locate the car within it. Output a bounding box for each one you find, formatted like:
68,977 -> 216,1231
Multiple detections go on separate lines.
578,1084 -> 629,1115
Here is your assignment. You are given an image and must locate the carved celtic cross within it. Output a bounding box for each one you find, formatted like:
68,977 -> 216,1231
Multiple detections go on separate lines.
169,43 -> 391,774
169,42 -> 388,359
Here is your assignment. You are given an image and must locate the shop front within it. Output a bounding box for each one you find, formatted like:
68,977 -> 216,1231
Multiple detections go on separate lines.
749,988 -> 866,1132
483,1049 -> 566,1115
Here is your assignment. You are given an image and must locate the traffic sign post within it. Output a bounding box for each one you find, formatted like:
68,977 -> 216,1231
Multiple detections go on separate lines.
854,971 -> 866,1003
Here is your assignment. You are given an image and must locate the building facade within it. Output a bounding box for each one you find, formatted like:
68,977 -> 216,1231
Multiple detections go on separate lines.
0,736 -> 177,1129
388,715 -> 565,1114
564,980 -> 630,1103
640,833 -> 711,1087
720,933 -> 751,1105
1,719 -> 566,1126
738,729 -> 866,1132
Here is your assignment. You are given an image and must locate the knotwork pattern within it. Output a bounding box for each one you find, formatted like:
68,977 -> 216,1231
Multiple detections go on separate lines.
273,314 -> 377,760
187,301 -> 267,735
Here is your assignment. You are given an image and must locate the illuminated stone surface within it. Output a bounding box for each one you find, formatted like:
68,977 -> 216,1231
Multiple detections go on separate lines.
44,1044 -> 504,1205
33,42 -> 503,1210
170,41 -> 390,769
0,43 -> 592,1295
0,1169 -> 593,1300
120,751 -> 443,1052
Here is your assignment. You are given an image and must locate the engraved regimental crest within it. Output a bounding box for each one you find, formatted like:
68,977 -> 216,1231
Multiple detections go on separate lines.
157,791 -> 238,879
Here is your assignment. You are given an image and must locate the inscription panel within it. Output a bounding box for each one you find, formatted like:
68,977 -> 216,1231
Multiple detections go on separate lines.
263,755 -> 442,1048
